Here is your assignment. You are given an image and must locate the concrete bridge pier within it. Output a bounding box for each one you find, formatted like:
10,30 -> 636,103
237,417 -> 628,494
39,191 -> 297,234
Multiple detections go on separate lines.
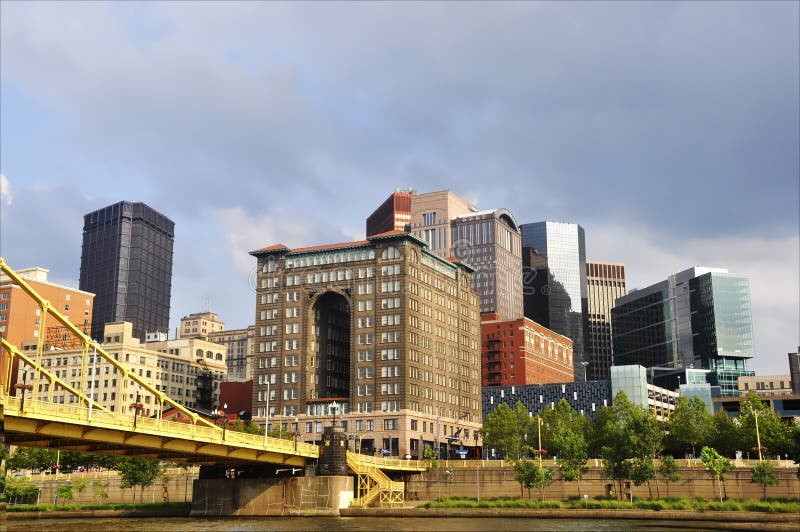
191,426 -> 355,516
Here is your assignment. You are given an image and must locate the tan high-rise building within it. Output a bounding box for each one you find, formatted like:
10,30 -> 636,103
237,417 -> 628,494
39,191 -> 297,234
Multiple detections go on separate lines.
394,190 -> 524,319
586,261 -> 626,381
451,209 -> 523,319
210,325 -> 256,382
250,231 -> 482,459
409,190 -> 476,257
179,311 -> 225,339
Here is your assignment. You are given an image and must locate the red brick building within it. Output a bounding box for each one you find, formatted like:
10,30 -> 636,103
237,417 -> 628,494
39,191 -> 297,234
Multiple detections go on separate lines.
365,190 -> 412,237
481,314 -> 574,387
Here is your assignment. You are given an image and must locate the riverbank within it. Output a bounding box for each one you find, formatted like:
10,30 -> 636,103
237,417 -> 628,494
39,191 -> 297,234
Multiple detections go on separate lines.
341,507 -> 800,530
5,504 -> 191,520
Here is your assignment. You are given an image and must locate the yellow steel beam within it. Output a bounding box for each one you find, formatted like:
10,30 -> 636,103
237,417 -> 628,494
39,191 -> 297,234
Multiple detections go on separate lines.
0,257 -> 216,430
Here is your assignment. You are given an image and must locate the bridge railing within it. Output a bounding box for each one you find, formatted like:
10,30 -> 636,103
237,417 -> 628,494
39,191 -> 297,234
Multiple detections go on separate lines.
2,390 -> 319,458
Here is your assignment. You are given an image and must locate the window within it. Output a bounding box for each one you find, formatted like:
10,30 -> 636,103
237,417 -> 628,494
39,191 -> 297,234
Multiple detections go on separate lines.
381,331 -> 401,343
381,246 -> 401,260
384,418 -> 399,430
357,384 -> 373,396
357,300 -> 374,311
357,333 -> 373,345
357,367 -> 373,379
422,212 -> 436,225
358,350 -> 373,362
357,317 -> 373,328
381,314 -> 401,326
358,283 -> 374,295
381,264 -> 400,276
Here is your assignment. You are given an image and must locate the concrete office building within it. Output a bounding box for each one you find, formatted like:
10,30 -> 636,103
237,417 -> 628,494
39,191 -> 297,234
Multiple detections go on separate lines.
210,326 -> 256,382
179,311 -> 225,339
408,190 -> 476,258
451,209 -> 523,319
481,314 -> 574,387
249,230 -> 482,458
585,261 -> 627,381
79,201 -> 174,342
375,190 -> 523,319
520,221 -> 588,378
611,267 -> 755,396
17,321 -> 227,415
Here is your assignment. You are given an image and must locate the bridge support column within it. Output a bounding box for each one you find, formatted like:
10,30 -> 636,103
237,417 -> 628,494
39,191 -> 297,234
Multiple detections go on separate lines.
191,476 -> 353,516
317,425 -> 348,476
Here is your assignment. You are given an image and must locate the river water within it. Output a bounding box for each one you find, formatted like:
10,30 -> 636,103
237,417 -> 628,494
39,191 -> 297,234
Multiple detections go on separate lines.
3,516 -> 735,531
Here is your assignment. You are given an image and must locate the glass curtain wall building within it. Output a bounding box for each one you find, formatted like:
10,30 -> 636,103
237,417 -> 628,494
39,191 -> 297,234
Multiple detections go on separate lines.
80,201 -> 174,342
520,221 -> 588,378
611,267 -> 755,396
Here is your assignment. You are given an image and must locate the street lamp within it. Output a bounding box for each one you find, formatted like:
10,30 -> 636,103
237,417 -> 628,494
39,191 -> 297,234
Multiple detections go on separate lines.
752,407 -> 763,462
581,361 -> 589,382
15,364 -> 32,412
130,386 -> 143,430
331,401 -> 339,427
263,380 -> 271,448
211,403 -> 228,440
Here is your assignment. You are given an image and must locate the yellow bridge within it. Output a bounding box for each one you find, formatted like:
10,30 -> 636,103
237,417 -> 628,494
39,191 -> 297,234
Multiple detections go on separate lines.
0,257 -> 424,506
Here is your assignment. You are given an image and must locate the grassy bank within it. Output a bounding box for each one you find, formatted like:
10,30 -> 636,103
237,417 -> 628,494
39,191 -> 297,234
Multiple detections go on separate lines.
421,496 -> 800,513
4,501 -> 191,513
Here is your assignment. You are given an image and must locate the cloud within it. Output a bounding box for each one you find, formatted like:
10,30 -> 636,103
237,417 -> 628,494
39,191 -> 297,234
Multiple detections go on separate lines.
1,2 -> 797,238
588,224 -> 800,376
0,174 -> 11,206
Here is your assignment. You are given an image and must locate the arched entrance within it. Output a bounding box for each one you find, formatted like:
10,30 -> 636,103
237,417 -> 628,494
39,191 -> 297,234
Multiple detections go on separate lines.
311,292 -> 351,399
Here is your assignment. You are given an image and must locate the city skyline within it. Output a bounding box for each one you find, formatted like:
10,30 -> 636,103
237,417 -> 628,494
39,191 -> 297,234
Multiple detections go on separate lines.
1,2 -> 797,376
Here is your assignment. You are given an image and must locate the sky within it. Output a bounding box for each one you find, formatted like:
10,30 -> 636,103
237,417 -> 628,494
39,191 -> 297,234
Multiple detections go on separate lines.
1,1 -> 797,376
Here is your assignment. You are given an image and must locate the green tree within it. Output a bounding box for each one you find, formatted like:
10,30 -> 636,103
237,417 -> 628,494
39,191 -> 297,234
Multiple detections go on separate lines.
56,483 -> 74,505
91,479 -> 109,501
231,419 -> 264,435
540,398 -> 590,455
481,402 -> 534,461
664,397 -> 712,458
592,392 -> 662,500
513,458 -> 554,500
707,410 -> 741,457
530,463 -> 555,501
3,477 -> 38,505
5,447 -> 57,472
115,458 -> 164,503
423,446 -> 440,470
701,446 -> 732,502
72,477 -> 89,503
737,392 -> 793,459
554,427 -> 589,498
513,458 -> 534,498
750,461 -> 779,501
657,455 -> 681,498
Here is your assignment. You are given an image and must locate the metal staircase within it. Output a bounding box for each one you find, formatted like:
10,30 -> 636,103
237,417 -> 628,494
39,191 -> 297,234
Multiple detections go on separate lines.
347,452 -> 405,507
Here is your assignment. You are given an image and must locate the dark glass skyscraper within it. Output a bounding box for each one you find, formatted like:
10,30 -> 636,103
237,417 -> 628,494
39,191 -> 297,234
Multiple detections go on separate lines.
79,201 -> 174,341
611,267 -> 755,396
520,221 -> 588,378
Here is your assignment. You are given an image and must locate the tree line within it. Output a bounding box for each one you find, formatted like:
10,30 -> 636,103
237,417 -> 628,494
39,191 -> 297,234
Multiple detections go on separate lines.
481,391 -> 800,500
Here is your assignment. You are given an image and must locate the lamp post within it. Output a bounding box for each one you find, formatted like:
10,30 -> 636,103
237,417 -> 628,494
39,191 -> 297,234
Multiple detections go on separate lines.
753,408 -> 763,462
130,387 -> 143,430
536,415 -> 543,468
581,361 -> 589,382
263,381 -> 270,447
331,401 -> 339,427
88,346 -> 97,422
15,364 -> 32,412
211,403 -> 228,440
